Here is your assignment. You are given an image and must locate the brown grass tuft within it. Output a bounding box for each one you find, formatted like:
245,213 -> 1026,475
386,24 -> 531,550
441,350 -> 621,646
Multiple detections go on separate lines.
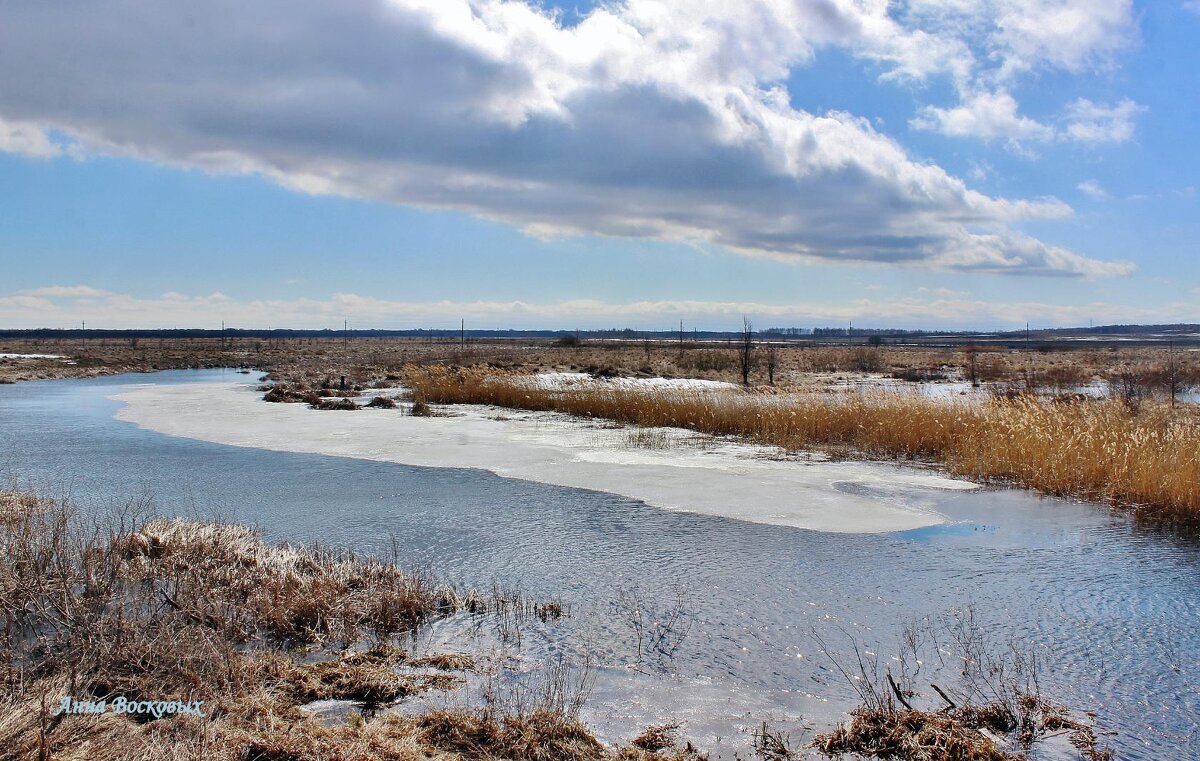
409,653 -> 476,671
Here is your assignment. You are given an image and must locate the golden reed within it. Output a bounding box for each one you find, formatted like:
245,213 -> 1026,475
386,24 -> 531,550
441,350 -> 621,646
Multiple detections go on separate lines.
407,367 -> 1200,527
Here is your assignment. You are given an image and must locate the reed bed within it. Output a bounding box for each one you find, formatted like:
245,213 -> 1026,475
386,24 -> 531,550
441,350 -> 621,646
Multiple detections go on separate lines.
406,367 -> 1200,527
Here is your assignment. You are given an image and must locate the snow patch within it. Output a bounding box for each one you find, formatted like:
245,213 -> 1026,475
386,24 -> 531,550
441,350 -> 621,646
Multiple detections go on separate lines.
521,372 -> 738,392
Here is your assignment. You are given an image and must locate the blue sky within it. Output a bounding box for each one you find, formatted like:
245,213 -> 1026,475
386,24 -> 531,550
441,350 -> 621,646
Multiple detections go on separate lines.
0,0 -> 1197,330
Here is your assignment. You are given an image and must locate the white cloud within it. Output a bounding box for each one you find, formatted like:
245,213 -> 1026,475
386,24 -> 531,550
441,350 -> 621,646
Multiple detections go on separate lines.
903,0 -> 1135,79
0,0 -> 1134,277
1063,98 -> 1146,143
989,0 -> 1135,77
19,285 -> 114,298
0,117 -> 59,158
901,2 -> 1140,146
1186,1 -> 1200,14
913,91 -> 1144,148
911,90 -> 1054,145
1077,180 -> 1110,200
1,285 -> 1186,332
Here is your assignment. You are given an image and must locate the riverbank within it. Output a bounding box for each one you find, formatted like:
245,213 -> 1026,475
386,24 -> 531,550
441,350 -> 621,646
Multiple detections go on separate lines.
406,367 -> 1200,529
111,379 -> 975,534
0,492 -> 690,761
0,492 -> 1112,760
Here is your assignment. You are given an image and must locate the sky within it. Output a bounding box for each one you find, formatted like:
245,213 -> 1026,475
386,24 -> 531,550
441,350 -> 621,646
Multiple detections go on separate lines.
0,0 -> 1197,331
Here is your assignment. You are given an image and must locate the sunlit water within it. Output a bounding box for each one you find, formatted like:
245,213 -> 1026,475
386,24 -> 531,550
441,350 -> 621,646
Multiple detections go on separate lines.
1,370 -> 1197,758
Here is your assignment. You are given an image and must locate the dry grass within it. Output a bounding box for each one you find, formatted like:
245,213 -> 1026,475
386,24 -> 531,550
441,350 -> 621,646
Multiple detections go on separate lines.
0,493 -> 715,761
409,653 -> 476,671
810,608 -> 1112,761
406,366 -> 1200,527
814,707 -> 1011,760
813,693 -> 1112,761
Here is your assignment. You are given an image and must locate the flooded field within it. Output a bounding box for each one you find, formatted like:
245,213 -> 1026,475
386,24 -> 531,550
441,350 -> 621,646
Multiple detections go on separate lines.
2,370 -> 1198,758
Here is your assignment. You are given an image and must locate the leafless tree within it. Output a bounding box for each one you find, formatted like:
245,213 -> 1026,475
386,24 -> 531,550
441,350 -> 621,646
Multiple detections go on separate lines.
766,342 -> 779,385
1154,344 -> 1198,407
962,345 -> 979,387
740,316 -> 754,386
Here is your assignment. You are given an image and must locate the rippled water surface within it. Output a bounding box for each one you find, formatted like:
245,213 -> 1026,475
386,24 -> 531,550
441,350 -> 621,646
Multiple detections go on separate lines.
2,370 -> 1198,758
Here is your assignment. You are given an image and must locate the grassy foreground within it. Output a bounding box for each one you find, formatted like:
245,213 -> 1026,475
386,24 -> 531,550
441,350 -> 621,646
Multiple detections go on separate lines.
0,492 -> 1116,760
406,367 -> 1200,528
0,492 -> 709,761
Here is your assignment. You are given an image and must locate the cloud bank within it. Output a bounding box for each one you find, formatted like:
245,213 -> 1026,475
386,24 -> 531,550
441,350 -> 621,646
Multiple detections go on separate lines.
0,1 -> 1136,276
2,285 -> 1190,332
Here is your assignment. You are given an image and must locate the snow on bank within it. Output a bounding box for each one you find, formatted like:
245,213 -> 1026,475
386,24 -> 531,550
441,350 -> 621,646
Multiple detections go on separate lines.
0,353 -> 65,359
111,381 -> 977,534
520,372 -> 737,392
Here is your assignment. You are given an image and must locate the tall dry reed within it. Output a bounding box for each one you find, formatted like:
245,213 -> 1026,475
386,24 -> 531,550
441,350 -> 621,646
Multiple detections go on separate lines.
406,367 -> 1200,527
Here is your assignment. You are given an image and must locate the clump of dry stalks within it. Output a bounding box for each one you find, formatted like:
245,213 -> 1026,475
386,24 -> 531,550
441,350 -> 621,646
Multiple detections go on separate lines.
808,610 -> 1113,761
0,493 -> 700,761
813,698 -> 1111,761
406,366 -> 1200,528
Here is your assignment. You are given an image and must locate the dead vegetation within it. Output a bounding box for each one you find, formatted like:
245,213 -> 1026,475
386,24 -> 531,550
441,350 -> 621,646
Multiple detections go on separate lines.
811,610 -> 1112,761
405,366 -> 1200,528
4,332 -> 1196,394
0,492 -> 727,761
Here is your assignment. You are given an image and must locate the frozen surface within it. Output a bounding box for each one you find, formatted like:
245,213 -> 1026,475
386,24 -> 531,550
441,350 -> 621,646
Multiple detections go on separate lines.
523,372 -> 738,392
111,381 -> 977,533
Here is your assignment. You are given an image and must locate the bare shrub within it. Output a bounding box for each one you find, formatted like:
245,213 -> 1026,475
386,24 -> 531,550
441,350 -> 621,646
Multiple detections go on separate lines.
851,348 -> 882,373
1106,368 -> 1154,411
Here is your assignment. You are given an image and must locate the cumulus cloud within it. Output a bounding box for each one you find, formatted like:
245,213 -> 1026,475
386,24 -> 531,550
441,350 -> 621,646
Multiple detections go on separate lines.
1077,180 -> 1110,200
1063,98 -> 1146,143
0,117 -> 59,158
911,90 -> 1054,145
1,285 -> 1188,332
0,0 -> 1133,276
913,92 -> 1144,148
903,0 -> 1135,79
903,1 -> 1140,145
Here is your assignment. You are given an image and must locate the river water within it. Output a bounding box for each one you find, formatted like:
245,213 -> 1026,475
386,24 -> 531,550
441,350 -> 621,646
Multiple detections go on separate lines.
1,369 -> 1197,758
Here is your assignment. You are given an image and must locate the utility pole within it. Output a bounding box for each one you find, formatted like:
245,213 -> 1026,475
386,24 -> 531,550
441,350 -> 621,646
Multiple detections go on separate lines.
343,319 -> 348,348
461,318 -> 465,350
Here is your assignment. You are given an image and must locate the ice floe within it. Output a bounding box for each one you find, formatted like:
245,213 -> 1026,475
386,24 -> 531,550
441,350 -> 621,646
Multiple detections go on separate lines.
111,380 -> 978,534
